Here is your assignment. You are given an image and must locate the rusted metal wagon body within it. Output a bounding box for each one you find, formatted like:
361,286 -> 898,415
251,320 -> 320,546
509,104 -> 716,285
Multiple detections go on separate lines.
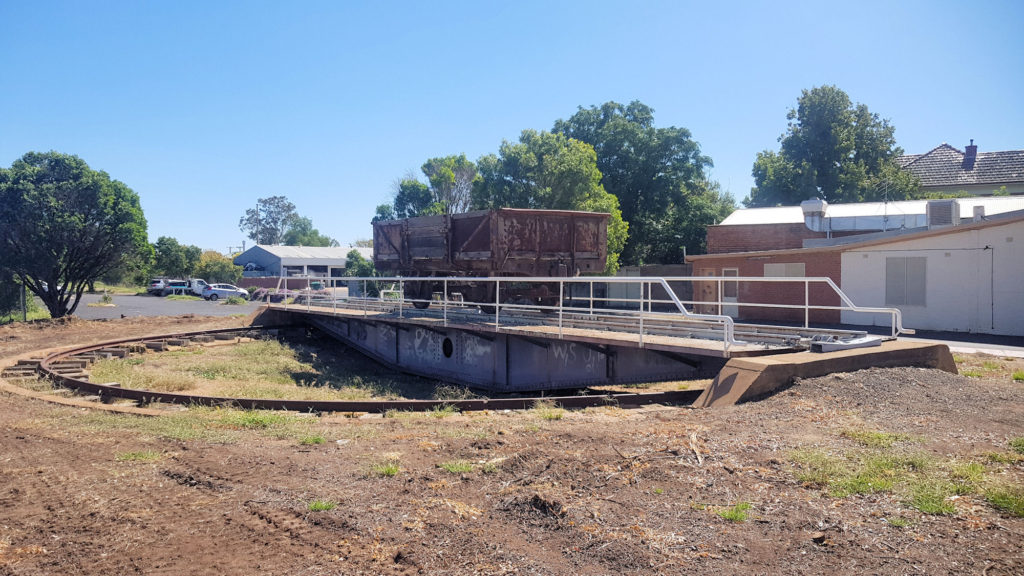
373,209 -> 609,308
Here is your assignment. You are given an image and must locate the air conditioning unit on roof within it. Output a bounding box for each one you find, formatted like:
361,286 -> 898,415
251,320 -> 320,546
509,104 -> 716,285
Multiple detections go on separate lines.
926,199 -> 959,228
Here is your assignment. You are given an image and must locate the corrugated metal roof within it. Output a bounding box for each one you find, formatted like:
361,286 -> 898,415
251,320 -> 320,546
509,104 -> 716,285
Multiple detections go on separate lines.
255,245 -> 351,259
719,196 -> 1024,226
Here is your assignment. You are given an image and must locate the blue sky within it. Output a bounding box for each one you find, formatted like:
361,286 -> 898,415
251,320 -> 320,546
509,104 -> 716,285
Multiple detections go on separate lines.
2,0 -> 1022,254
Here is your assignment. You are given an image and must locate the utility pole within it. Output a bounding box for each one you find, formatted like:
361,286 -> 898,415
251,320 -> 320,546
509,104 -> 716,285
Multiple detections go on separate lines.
255,200 -> 261,245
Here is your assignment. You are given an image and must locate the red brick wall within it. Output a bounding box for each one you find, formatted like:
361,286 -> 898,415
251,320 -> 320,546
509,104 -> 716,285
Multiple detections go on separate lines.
690,251 -> 842,324
707,223 -> 862,254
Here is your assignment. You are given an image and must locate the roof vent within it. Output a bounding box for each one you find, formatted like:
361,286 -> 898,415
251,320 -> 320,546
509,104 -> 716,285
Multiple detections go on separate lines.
973,205 -> 985,222
927,199 -> 960,228
963,139 -> 977,170
801,198 -> 829,232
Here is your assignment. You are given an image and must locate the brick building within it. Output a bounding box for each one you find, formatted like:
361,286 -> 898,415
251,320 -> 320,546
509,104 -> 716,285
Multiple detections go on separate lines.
690,196 -> 1024,335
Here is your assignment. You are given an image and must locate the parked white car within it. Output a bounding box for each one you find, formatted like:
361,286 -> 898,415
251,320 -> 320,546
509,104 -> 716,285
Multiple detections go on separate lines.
202,283 -> 248,301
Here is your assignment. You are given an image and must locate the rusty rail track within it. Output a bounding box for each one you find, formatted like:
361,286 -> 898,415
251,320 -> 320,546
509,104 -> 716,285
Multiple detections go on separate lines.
34,326 -> 700,413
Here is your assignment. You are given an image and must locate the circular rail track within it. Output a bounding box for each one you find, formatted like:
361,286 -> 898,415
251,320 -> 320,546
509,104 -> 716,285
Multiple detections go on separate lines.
30,325 -> 700,413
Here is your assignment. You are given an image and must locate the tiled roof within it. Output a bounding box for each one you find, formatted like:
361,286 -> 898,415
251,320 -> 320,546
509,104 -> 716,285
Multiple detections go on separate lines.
899,143 -> 1024,188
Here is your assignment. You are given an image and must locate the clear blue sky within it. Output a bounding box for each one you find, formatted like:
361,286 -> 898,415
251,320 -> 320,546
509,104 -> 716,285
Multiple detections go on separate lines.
2,0 -> 1022,254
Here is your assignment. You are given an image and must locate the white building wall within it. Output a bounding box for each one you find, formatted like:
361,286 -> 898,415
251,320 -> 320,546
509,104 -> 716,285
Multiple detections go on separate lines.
840,220 -> 1024,336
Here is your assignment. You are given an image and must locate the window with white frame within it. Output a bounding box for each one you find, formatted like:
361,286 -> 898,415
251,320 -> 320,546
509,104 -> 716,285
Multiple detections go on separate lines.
885,257 -> 926,306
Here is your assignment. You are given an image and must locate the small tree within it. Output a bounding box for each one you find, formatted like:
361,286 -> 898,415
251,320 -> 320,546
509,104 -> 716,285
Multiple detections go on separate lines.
0,152 -> 149,318
343,249 -> 379,296
194,251 -> 243,284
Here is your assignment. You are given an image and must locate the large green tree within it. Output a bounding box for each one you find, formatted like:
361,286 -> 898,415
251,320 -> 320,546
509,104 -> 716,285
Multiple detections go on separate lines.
152,236 -> 202,278
0,151 -> 149,318
240,196 -> 338,246
747,85 -> 918,207
421,154 -> 477,214
472,130 -> 628,273
375,155 -> 478,221
554,100 -> 732,263
282,216 -> 338,247
239,195 -> 298,244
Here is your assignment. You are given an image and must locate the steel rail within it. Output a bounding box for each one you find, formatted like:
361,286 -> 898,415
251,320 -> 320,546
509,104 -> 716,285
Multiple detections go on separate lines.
35,326 -> 701,413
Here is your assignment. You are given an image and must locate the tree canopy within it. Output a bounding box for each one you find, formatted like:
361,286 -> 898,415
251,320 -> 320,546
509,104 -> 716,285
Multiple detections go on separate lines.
0,151 -> 149,318
239,195 -> 298,245
554,101 -> 733,264
194,250 -> 242,284
240,195 -> 337,246
152,236 -> 202,278
282,216 -> 338,247
374,155 -> 478,222
471,130 -> 628,273
747,85 -> 918,207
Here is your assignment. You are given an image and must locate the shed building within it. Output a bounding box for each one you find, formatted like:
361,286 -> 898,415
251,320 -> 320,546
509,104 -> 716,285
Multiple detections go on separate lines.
233,245 -> 373,283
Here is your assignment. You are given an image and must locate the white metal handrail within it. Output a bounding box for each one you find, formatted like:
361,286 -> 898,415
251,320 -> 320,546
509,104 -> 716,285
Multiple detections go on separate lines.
267,274 -> 909,352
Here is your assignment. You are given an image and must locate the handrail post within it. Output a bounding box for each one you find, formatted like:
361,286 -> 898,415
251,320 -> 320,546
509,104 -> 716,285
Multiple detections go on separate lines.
398,279 -> 404,318
804,279 -> 809,328
717,278 -> 722,315
494,279 -> 500,332
558,280 -> 564,338
443,279 -> 448,326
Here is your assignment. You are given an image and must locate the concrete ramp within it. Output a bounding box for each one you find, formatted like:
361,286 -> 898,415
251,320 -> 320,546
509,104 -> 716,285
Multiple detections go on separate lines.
694,341 -> 957,408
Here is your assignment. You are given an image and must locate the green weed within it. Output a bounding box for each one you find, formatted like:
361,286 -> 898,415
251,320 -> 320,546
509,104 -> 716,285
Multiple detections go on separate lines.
1012,370 -> 1024,382
961,369 -> 984,378
224,296 -> 247,305
887,517 -> 912,528
841,429 -> 910,448
908,480 -> 956,515
216,410 -> 294,430
950,461 -> 985,494
1011,437 -> 1024,455
985,451 -> 1023,464
307,499 -> 336,512
300,435 -> 326,445
428,404 -> 460,419
532,400 -> 565,421
369,460 -> 401,478
717,501 -> 751,522
438,460 -> 474,474
984,485 -> 1024,517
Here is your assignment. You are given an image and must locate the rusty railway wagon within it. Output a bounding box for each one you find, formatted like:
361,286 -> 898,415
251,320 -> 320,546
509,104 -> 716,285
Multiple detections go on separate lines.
373,208 -> 609,309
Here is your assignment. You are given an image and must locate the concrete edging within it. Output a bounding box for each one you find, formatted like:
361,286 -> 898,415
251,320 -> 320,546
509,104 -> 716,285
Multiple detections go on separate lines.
694,341 -> 957,408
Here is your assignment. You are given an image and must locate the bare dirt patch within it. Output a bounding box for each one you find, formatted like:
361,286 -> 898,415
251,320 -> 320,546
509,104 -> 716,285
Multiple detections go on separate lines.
1,316 -> 1022,575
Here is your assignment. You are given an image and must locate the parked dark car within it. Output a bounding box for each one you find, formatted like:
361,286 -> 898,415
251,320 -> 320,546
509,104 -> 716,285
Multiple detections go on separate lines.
161,280 -> 189,296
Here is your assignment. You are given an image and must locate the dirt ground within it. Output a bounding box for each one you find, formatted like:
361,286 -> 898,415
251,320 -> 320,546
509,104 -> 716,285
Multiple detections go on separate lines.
1,315 -> 1022,575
